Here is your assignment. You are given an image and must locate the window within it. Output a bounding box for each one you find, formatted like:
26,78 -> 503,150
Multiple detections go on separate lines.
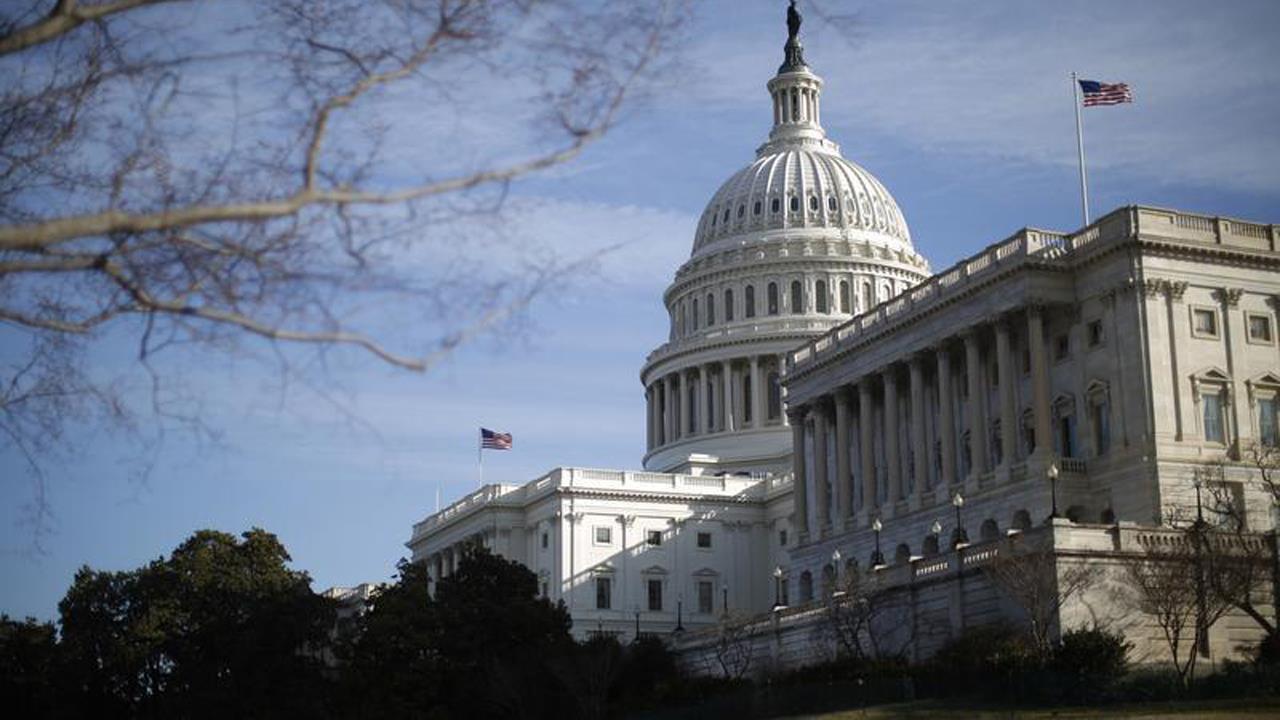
1022,411 -> 1036,455
1260,397 -> 1278,446
724,289 -> 734,321
1091,397 -> 1111,456
647,579 -> 663,611
1054,334 -> 1070,361
688,382 -> 697,433
595,577 -> 612,609
1192,308 -> 1219,338
1247,313 -> 1274,344
767,282 -> 779,315
1087,319 -> 1104,348
771,197 -> 780,213
1203,391 -> 1226,443
790,280 -> 803,314
861,283 -> 872,312
827,195 -> 837,212
742,375 -> 752,424
1054,397 -> 1077,458
815,280 -> 828,313
541,532 -> 549,549
780,577 -> 790,606
706,293 -> 715,326
839,281 -> 850,314
722,208 -> 729,223
789,196 -> 799,213
706,381 -> 715,430
594,526 -> 612,545
808,195 -> 818,212
692,298 -> 698,330
990,421 -> 1003,466
779,529 -> 788,546
753,200 -> 762,216
697,581 -> 713,613
745,286 -> 756,318
696,531 -> 712,549
737,204 -> 744,218
767,371 -> 782,419
646,530 -> 662,546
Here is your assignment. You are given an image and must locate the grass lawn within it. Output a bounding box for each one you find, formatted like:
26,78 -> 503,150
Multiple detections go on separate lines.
808,696 -> 1280,719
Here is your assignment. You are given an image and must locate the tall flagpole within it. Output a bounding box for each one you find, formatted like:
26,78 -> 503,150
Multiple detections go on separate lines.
478,430 -> 484,487
1071,71 -> 1090,226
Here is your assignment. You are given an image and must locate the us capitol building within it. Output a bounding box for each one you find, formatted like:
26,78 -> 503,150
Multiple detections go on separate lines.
406,7 -> 1279,670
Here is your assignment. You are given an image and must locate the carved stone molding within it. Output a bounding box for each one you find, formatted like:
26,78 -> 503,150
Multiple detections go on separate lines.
1140,279 -> 1164,298
1214,287 -> 1244,307
1165,281 -> 1189,302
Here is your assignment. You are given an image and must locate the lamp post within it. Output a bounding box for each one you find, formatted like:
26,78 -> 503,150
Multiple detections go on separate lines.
871,518 -> 886,568
634,605 -> 641,642
773,566 -> 784,610
931,519 -> 943,555
1047,461 -> 1061,521
675,593 -> 685,633
831,549 -> 844,597
952,491 -> 968,548
722,584 -> 729,616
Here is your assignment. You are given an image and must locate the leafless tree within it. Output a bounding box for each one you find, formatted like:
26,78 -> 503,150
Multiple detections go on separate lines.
711,610 -> 755,681
980,535 -> 1101,660
824,566 -> 913,661
0,0 -> 686,529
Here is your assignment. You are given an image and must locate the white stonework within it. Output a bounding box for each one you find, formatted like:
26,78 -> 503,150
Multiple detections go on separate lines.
406,9 -> 1280,674
406,468 -> 793,640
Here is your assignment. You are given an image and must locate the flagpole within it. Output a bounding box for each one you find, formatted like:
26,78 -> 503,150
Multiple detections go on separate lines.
1071,71 -> 1090,226
478,430 -> 484,487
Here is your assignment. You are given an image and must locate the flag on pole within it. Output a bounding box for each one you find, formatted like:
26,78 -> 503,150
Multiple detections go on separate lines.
480,428 -> 513,450
1078,79 -> 1132,107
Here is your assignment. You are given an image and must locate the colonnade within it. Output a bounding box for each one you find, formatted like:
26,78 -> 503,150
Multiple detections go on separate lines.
790,308 -> 1054,542
646,353 -> 788,451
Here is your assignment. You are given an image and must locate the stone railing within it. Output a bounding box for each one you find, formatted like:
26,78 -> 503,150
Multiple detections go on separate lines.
646,316 -> 844,367
789,206 -> 1278,374
409,467 -> 768,543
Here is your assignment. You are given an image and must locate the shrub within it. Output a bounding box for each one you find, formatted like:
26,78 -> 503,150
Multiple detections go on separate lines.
919,625 -> 1042,702
1051,628 -> 1132,704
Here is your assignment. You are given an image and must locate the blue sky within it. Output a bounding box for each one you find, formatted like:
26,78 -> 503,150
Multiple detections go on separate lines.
2,0 -> 1278,622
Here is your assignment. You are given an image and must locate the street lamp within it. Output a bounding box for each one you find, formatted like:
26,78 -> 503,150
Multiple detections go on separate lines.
871,517 -> 886,568
634,605 -> 641,642
722,583 -> 729,616
772,566 -> 785,610
675,593 -> 685,633
930,519 -> 943,555
831,549 -> 844,597
952,491 -> 969,548
1047,462 -> 1061,521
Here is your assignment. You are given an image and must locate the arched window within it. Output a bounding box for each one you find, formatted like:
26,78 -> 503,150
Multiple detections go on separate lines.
724,289 -> 734,322
923,535 -> 940,557
722,208 -> 729,223
767,372 -> 782,419
894,543 -> 911,564
790,280 -> 803,315
753,200 -> 761,216
767,282 -> 779,315
808,195 -> 819,212
861,283 -> 872,311
745,286 -> 756,318
827,195 -> 838,212
742,375 -> 753,424
737,204 -> 745,218
789,196 -> 799,213
799,570 -> 813,603
710,210 -> 716,228
839,281 -> 850,314
980,519 -> 1000,542
706,293 -> 715,326
1012,510 -> 1032,531
772,198 -> 781,213
1053,395 -> 1077,458
815,280 -> 828,313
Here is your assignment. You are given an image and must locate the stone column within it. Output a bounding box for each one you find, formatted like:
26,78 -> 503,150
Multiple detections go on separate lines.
722,360 -> 735,432
699,365 -> 710,434
790,408 -> 809,541
778,353 -> 790,426
859,379 -> 876,513
995,319 -> 1017,469
1028,306 -> 1052,460
909,357 -> 927,504
883,368 -> 901,508
678,371 -> 690,440
813,401 -> 830,535
937,344 -> 957,488
964,330 -> 989,482
1216,288 -> 1247,452
658,377 -> 669,445
751,356 -> 765,428
834,390 -> 852,530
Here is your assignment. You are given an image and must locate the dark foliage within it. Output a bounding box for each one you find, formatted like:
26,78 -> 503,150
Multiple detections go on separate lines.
0,615 -> 59,717
1052,628 -> 1132,703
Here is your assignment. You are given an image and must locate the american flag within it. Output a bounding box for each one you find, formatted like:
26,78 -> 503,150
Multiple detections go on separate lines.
480,428 -> 512,450
1078,79 -> 1132,107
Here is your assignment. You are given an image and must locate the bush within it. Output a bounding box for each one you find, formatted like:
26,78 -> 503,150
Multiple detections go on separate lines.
920,625 -> 1042,702
1255,631 -> 1280,666
1052,628 -> 1132,704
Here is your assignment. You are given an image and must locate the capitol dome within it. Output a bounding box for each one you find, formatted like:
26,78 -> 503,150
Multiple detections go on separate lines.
639,8 -> 931,476
693,148 -> 913,259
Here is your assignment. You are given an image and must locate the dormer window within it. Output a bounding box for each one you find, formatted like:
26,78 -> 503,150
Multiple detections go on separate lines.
827,196 -> 837,212
789,196 -> 799,213
808,195 -> 819,212
753,201 -> 762,216
737,204 -> 745,218
772,198 -> 781,213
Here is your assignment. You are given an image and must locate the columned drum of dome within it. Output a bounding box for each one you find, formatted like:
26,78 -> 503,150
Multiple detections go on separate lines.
640,9 -> 930,475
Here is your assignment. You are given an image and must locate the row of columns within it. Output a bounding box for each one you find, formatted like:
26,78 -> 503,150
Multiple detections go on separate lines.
791,308 -> 1054,542
773,84 -> 820,126
646,353 -> 789,451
